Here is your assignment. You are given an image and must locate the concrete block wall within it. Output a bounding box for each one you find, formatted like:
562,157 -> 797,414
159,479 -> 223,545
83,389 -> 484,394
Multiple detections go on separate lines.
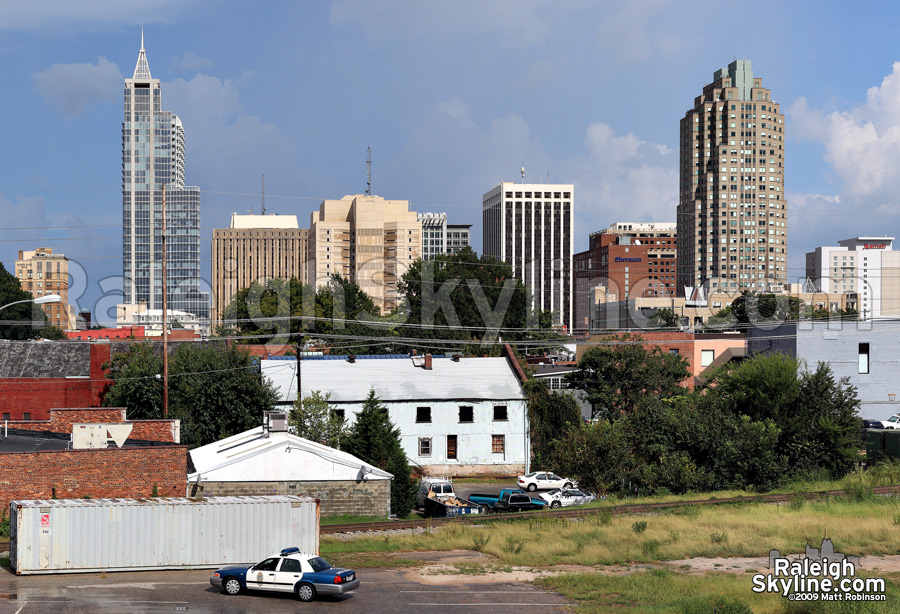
0,446 -> 188,515
192,480 -> 391,517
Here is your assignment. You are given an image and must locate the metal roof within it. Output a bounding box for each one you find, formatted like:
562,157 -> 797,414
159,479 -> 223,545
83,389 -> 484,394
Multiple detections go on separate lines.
187,426 -> 393,482
11,495 -> 314,508
262,356 -> 525,404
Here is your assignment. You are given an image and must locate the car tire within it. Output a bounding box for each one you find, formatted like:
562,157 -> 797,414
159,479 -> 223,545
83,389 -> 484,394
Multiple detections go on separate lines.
527,484 -> 537,492
223,577 -> 242,596
479,505 -> 491,514
550,501 -> 561,509
563,482 -> 573,489
295,582 -> 316,602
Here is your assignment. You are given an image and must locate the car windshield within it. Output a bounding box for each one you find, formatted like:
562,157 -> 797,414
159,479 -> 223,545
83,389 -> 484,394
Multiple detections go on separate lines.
889,416 -> 899,423
524,472 -> 537,478
546,489 -> 561,496
308,557 -> 332,572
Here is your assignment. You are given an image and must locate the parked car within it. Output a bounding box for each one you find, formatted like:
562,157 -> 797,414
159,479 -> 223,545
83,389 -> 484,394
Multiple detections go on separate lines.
210,547 -> 359,601
539,488 -> 596,509
494,492 -> 546,513
517,471 -> 576,492
879,414 -> 900,429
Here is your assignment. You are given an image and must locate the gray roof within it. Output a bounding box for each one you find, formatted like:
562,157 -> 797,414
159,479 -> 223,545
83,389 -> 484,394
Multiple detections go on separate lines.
262,356 -> 525,403
0,341 -> 91,378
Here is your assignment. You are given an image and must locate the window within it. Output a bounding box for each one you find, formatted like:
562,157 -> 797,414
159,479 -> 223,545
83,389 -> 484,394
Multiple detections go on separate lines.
447,435 -> 457,460
669,349 -> 680,355
459,406 -> 473,423
23,413 -> 30,421
1,413 -> 9,421
859,343 -> 870,374
493,405 -> 508,421
255,558 -> 280,571
701,349 -> 715,367
418,437 -> 432,456
491,434 -> 505,453
280,558 -> 302,573
331,409 -> 345,420
416,406 -> 432,423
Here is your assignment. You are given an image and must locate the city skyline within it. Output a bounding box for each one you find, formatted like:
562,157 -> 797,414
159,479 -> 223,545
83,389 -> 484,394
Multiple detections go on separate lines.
2,2 -> 900,321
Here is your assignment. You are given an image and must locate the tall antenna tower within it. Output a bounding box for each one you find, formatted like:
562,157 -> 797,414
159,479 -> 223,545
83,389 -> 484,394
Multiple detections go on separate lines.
366,146 -> 372,196
520,167 -> 525,183
261,174 -> 266,215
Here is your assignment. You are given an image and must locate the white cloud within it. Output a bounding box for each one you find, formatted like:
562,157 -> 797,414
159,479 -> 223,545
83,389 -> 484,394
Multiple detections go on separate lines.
330,0 -> 566,46
170,51 -> 214,74
31,57 -> 123,118
0,0 -> 198,31
790,62 -> 900,207
385,97 -> 676,251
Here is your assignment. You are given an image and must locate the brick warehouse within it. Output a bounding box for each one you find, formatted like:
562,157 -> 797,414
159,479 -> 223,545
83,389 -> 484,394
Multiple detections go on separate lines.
0,407 -> 185,513
0,341 -> 112,421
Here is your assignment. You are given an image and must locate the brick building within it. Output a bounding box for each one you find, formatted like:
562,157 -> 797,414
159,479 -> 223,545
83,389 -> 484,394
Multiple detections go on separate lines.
574,222 -> 677,334
0,341 -> 112,421
0,407 -> 185,513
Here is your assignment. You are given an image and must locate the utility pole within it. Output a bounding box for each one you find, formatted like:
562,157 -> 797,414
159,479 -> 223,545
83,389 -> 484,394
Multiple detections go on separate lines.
162,184 -> 169,418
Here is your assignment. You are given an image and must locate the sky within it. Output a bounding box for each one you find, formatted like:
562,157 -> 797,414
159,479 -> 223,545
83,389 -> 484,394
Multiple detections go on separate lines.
2,0 -> 900,324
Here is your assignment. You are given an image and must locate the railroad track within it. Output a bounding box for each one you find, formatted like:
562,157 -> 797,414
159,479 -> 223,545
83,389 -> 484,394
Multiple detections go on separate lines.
320,484 -> 900,534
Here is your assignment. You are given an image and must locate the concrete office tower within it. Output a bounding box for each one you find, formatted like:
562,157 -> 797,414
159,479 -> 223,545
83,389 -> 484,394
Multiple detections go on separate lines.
15,248 -> 76,330
482,182 -> 574,331
211,213 -> 309,325
307,194 -> 421,314
417,212 -> 474,259
806,236 -> 900,320
122,34 -> 208,321
676,60 -> 787,297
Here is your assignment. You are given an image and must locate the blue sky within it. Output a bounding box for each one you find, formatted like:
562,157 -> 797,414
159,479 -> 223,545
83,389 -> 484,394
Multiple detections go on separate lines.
2,0 -> 900,323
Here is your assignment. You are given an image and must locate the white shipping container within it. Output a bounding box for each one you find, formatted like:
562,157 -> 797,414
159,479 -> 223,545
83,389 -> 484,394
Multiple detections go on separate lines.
10,495 -> 319,575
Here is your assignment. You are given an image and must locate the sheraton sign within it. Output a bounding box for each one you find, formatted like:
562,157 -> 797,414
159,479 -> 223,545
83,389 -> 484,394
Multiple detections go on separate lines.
863,244 -> 887,250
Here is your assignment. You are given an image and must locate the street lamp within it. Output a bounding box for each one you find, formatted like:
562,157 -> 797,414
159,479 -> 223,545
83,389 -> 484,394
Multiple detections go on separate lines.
0,294 -> 62,312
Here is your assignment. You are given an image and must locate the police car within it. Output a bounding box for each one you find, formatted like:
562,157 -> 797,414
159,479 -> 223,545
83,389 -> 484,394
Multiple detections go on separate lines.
210,547 -> 359,601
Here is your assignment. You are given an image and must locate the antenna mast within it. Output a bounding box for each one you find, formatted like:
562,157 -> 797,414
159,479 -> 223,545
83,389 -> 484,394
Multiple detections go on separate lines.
521,167 -> 525,183
366,146 -> 372,196
261,174 -> 266,215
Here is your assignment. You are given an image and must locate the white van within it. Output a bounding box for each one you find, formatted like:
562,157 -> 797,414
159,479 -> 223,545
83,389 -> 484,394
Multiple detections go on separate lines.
416,477 -> 455,509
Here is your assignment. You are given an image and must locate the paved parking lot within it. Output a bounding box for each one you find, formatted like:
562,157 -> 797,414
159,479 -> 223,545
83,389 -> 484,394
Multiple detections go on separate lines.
0,567 -> 570,614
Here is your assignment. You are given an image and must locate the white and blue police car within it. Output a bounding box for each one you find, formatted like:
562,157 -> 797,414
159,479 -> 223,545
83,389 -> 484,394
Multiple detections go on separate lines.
210,547 -> 359,602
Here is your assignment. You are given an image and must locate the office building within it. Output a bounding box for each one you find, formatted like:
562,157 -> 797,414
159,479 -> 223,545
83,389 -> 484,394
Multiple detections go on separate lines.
676,60 -> 787,297
806,236 -> 900,319
211,213 -> 308,325
483,182 -> 573,331
417,212 -> 473,259
573,222 -> 677,333
15,248 -> 76,330
122,35 -> 208,322
307,194 -> 421,314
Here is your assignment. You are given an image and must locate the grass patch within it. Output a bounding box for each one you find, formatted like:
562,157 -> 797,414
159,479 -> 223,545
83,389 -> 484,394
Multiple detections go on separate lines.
538,569 -> 900,614
434,562 -> 515,575
320,514 -> 389,526
322,496 -> 900,567
325,551 -> 424,569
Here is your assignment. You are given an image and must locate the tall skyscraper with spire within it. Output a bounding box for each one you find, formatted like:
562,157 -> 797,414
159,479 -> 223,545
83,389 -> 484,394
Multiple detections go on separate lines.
122,33 -> 208,322
676,60 -> 787,297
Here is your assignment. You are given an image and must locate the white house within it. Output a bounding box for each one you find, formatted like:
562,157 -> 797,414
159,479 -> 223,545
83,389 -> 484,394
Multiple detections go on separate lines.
261,354 -> 529,477
187,421 -> 393,517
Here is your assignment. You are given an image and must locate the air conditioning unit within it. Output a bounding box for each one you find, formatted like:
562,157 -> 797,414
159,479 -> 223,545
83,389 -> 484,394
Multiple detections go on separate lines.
266,412 -> 288,433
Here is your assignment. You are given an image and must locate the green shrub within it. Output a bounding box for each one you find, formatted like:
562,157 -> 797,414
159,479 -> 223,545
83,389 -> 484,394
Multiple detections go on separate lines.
632,520 -> 648,534
641,538 -> 661,556
472,534 -> 491,552
710,531 -> 729,544
0,516 -> 8,539
503,536 -> 525,554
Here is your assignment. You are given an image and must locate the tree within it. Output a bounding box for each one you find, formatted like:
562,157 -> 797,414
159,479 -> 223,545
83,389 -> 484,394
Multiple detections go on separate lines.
524,379 -> 582,468
342,389 -> 416,518
547,419 -> 632,495
647,308 -> 679,329
102,342 -> 279,447
290,390 -> 346,448
37,325 -> 68,340
566,333 -> 690,420
0,262 -> 47,340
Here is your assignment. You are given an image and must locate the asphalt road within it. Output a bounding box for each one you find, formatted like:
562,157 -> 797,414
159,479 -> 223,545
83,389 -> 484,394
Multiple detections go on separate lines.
0,568 -> 570,614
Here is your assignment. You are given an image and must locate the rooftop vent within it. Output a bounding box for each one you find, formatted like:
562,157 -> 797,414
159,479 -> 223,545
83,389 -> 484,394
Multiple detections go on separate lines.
451,354 -> 461,362
347,354 -> 356,363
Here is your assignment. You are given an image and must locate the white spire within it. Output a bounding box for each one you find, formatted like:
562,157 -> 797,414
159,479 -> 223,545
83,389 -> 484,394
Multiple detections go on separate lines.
133,28 -> 151,80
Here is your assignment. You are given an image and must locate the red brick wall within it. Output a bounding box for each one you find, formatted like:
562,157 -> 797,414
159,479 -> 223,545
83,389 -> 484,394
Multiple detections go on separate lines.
0,446 -> 187,515
5,407 -> 178,443
0,344 -> 111,421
